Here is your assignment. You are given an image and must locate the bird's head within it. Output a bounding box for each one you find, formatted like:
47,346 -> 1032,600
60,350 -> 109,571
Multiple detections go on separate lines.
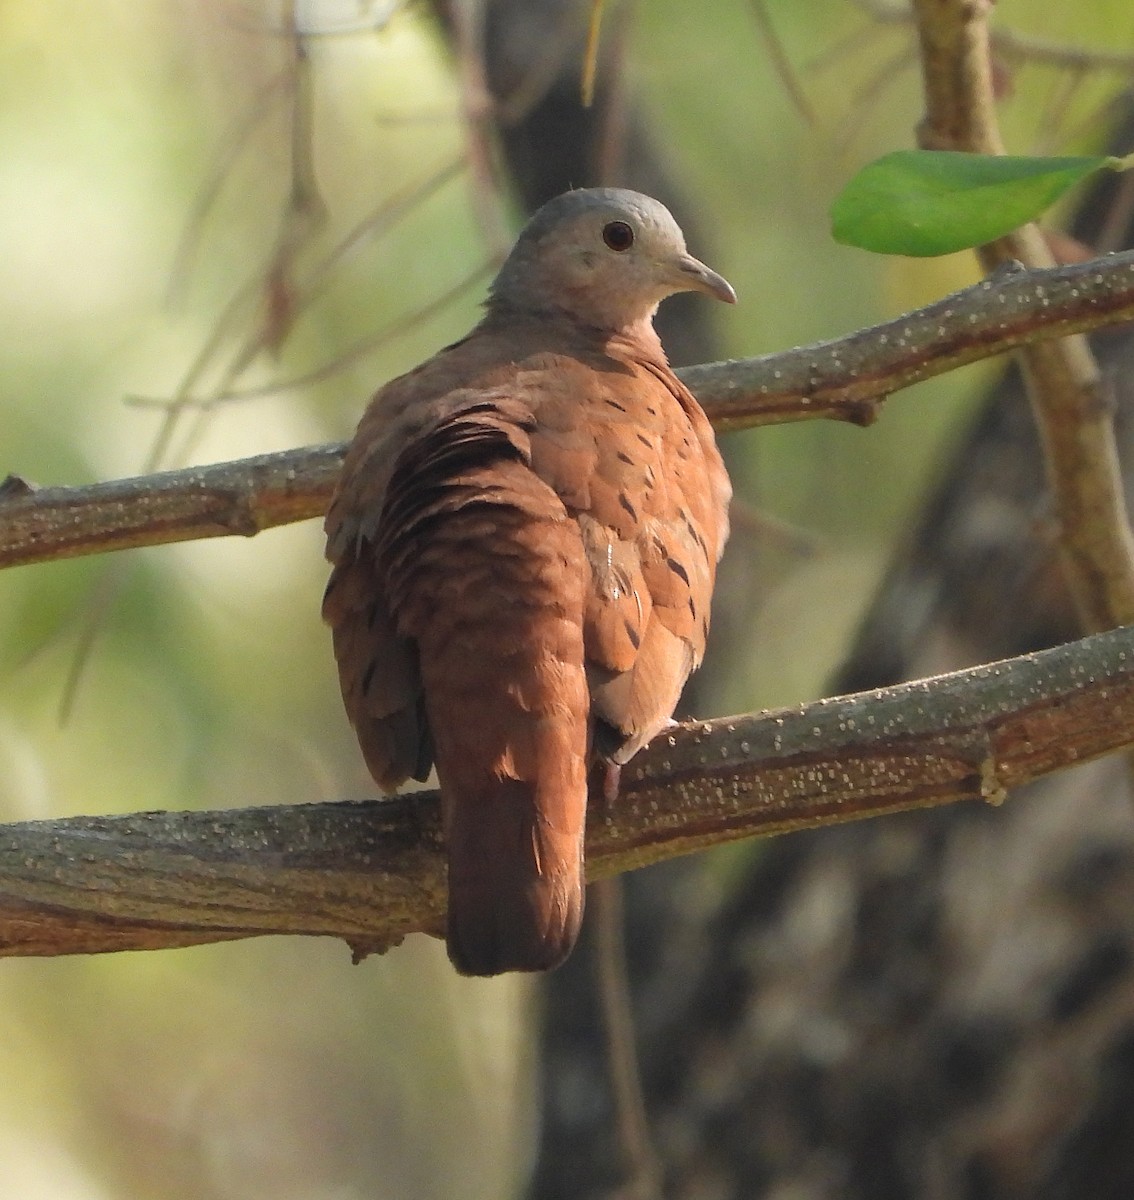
488,187 -> 736,333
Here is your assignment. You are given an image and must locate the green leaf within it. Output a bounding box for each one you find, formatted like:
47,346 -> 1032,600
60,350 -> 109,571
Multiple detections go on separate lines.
831,150 -> 1116,256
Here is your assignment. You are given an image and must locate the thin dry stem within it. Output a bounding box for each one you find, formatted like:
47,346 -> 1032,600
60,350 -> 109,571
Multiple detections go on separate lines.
856,0 -> 1134,73
593,878 -> 664,1198
912,0 -> 1134,634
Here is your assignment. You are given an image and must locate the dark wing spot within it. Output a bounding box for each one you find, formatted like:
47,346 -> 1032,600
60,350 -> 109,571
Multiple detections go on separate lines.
624,619 -> 641,649
605,398 -> 628,412
616,450 -> 633,465
619,493 -> 638,521
682,512 -> 708,553
666,557 -> 690,586
636,433 -> 652,448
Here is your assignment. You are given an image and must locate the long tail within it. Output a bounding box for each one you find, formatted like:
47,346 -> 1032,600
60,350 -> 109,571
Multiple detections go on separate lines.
375,401 -> 593,974
421,588 -> 590,975
444,769 -> 586,976
389,463 -> 590,974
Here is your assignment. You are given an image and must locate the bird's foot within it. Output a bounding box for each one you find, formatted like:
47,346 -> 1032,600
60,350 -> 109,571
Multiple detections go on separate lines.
602,761 -> 622,805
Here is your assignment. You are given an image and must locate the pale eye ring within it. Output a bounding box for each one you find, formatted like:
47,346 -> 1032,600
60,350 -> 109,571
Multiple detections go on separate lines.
602,220 -> 634,252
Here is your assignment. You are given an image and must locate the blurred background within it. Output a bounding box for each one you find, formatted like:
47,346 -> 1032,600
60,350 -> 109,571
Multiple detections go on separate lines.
2,2 -> 1133,1197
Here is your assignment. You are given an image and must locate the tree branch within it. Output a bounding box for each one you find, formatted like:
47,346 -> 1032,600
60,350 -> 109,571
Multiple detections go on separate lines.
5,249 -> 1134,570
0,444 -> 345,567
913,0 -> 1134,633
857,0 -> 1134,74
2,622 -> 1132,960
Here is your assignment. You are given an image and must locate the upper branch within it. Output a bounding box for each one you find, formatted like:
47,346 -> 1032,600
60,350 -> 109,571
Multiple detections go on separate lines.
5,249 -> 1134,570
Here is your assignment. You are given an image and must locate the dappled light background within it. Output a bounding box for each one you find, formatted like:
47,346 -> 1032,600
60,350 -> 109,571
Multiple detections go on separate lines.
0,1 -> 1128,1196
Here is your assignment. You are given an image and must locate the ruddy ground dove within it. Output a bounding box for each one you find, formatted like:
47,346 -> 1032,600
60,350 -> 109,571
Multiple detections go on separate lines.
323,188 -> 734,976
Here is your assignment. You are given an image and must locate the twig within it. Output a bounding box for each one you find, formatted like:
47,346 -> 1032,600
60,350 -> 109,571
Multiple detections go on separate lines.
746,0 -> 816,126
165,66 -> 296,309
127,258 -> 493,410
1,622 -> 1132,958
912,0 -> 1134,634
855,0 -> 1134,72
592,878 -> 663,1199
449,0 -> 511,260
6,250 -> 1134,570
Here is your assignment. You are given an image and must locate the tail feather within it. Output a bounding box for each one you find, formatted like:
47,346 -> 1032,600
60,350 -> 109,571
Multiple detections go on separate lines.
381,451 -> 592,974
445,777 -> 586,976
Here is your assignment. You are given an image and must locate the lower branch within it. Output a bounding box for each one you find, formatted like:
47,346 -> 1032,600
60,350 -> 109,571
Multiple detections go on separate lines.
1,623 -> 1132,960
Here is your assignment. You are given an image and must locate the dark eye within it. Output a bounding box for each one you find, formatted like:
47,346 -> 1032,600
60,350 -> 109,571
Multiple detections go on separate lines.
602,220 -> 634,252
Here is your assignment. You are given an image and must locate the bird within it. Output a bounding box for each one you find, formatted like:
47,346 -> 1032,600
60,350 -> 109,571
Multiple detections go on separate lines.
323,187 -> 734,976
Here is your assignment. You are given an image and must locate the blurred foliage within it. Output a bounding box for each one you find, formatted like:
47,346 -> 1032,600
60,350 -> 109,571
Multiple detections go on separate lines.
0,0 -> 1131,1196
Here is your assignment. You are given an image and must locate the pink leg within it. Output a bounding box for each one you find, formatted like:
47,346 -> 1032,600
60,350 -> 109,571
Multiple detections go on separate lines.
602,761 -> 622,804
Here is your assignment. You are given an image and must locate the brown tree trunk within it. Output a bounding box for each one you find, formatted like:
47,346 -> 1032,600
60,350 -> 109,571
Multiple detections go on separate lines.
552,97 -> 1134,1200
441,6 -> 1134,1195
